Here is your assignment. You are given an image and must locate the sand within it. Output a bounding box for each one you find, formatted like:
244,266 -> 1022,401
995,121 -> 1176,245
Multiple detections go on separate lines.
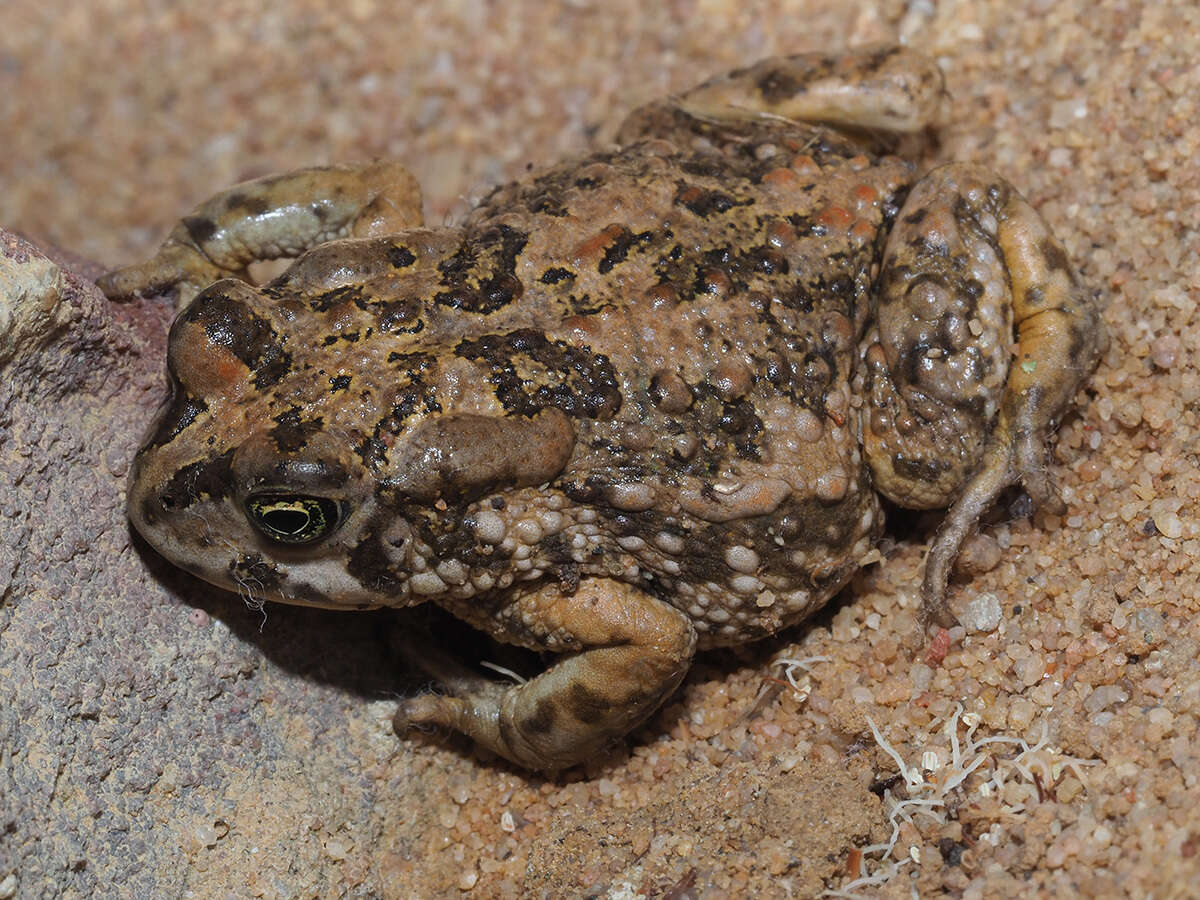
2,0 -> 1198,897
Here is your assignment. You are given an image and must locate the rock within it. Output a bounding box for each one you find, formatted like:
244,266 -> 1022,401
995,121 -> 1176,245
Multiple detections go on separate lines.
0,230 -> 424,897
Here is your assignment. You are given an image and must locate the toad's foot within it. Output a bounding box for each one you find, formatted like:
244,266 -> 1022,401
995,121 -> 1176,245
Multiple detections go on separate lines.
860,162 -> 1103,628
98,160 -> 422,308
393,578 -> 696,771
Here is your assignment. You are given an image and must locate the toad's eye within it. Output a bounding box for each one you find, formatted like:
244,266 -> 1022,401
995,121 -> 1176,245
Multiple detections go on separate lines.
245,494 -> 342,545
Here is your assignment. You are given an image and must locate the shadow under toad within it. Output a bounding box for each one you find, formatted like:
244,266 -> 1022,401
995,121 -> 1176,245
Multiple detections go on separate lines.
128,522 -> 804,774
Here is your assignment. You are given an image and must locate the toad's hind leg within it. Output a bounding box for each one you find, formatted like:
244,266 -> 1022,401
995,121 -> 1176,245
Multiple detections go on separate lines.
860,163 -> 1103,627
394,579 -> 697,771
617,45 -> 943,143
97,160 -> 422,308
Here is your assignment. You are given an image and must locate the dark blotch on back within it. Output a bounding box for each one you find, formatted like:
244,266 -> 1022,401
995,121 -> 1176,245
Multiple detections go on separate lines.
598,227 -> 652,274
750,246 -> 789,275
674,184 -> 746,218
309,284 -> 370,313
434,224 -> 529,314
375,296 -> 425,334
357,353 -> 443,470
387,245 -> 416,268
456,329 -> 622,419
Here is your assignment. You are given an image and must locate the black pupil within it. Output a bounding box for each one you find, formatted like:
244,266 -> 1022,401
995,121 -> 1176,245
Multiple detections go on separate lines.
246,495 -> 339,544
264,508 -> 310,535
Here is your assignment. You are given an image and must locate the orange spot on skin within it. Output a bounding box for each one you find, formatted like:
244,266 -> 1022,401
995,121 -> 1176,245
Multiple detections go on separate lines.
853,183 -> 879,209
171,321 -> 250,398
761,167 -> 801,189
563,312 -> 608,342
570,223 -> 626,266
789,154 -> 820,176
851,219 -> 876,242
208,354 -> 246,387
766,221 -> 798,248
817,205 -> 854,231
644,283 -> 680,308
824,312 -> 854,345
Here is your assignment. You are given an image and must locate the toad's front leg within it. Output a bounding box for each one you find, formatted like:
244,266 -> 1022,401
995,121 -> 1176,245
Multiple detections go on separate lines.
860,162 -> 1103,627
98,160 -> 422,307
395,578 -> 697,771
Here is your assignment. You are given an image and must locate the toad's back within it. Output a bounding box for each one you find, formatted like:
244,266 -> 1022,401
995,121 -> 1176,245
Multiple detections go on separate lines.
252,119 -> 916,643
451,124 -> 916,641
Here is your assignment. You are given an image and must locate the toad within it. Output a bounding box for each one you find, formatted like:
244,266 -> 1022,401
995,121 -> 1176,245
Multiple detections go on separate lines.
103,46 -> 1101,770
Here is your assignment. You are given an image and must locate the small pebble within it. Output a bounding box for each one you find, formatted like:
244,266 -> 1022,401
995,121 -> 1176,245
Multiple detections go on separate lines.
1150,334 -> 1180,369
954,533 -> 1003,576
1013,655 -> 1045,687
1084,684 -> 1129,715
1134,607 -> 1165,642
959,592 -> 1003,633
1152,510 -> 1183,539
